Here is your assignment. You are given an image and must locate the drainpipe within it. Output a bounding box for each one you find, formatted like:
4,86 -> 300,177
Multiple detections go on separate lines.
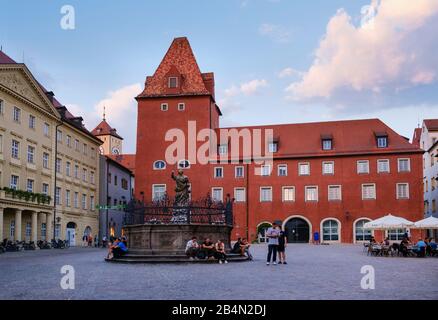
246,163 -> 249,240
53,123 -> 63,240
106,157 -> 109,239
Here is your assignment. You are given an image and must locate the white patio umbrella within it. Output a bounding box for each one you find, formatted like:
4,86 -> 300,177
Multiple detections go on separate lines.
364,214 -> 414,230
413,216 -> 438,229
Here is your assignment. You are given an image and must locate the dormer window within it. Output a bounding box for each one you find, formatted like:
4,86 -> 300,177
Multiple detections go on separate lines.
268,142 -> 278,153
375,132 -> 388,148
321,134 -> 333,150
168,77 -> 178,88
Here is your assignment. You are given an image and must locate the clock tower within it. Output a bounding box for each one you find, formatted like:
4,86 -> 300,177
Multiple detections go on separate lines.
91,108 -> 123,155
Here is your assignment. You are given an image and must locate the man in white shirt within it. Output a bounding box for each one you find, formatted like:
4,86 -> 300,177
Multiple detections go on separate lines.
185,236 -> 200,260
266,222 -> 281,265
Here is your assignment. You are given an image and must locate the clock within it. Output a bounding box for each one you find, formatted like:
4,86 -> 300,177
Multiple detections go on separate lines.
112,147 -> 120,155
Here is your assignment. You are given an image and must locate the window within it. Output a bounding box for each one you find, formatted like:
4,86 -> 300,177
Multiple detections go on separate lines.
11,140 -> 19,159
168,77 -> 178,88
234,188 -> 246,202
43,152 -> 49,169
121,178 -> 128,190
74,139 -> 79,150
278,165 -> 288,177
66,162 -> 71,176
377,159 -> 390,173
153,160 -> 166,170
114,175 -> 118,186
0,134 -> 2,153
56,158 -> 62,173
66,135 -> 71,147
178,103 -> 185,111
178,159 -> 190,169
212,188 -> 224,202
322,220 -> 339,241
261,165 -> 271,176
90,171 -> 95,184
82,168 -> 87,182
299,163 -> 310,176
387,229 -> 406,241
260,187 -> 272,202
108,172 -> 112,183
160,103 -> 168,111
397,183 -> 409,199
57,130 -> 62,142
29,115 -> 36,129
322,139 -> 333,150
83,143 -> 87,155
74,165 -> 79,179
377,136 -> 388,148
362,184 -> 376,200
218,144 -> 228,155
10,221 -> 15,239
152,184 -> 166,201
355,219 -> 372,242
13,106 -> 21,122
66,190 -> 71,207
82,194 -> 87,210
26,179 -> 34,192
42,183 -> 49,196
305,186 -> 318,202
322,161 -> 334,175
268,142 -> 278,153
235,166 -> 244,178
433,199 -> 437,213
357,160 -> 369,174
55,187 -> 61,205
41,223 -> 47,239
90,196 -> 95,210
25,222 -> 31,239
328,185 -> 342,201
74,192 -> 79,208
214,167 -> 223,178
91,147 -> 95,159
43,123 -> 50,137
282,186 -> 295,202
398,159 -> 410,172
0,99 -> 3,114
27,145 -> 35,163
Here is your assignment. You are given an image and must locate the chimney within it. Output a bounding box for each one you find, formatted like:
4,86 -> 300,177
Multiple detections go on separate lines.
45,91 -> 55,103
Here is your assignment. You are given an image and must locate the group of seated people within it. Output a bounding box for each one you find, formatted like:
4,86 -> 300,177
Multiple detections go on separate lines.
107,237 -> 128,259
369,236 -> 437,257
185,236 -> 251,263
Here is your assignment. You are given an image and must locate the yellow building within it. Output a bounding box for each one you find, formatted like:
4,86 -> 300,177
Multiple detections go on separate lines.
0,50 -> 102,246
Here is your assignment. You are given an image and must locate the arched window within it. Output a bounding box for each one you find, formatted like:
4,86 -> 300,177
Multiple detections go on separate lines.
153,160 -> 166,170
178,159 -> 190,169
355,219 -> 372,242
322,219 -> 339,241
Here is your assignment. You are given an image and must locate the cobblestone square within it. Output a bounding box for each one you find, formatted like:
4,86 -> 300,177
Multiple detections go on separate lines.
0,244 -> 437,300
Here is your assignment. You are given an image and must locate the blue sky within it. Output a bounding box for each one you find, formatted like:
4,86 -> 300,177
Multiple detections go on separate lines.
1,0 -> 438,152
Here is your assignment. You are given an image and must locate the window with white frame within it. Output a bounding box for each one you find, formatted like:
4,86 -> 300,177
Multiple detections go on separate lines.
90,171 -> 95,184
278,164 -> 287,177
153,160 -> 166,170
212,188 -> 223,202
299,163 -> 310,176
42,183 -> 49,196
234,188 -> 246,202
235,166 -> 244,178
74,192 -> 79,208
357,160 -> 369,174
322,220 -> 339,241
13,106 -> 21,122
387,229 -> 406,241
66,190 -> 71,207
56,158 -> 62,173
260,187 -> 272,202
66,162 -> 71,176
168,77 -> 178,88
29,115 -> 36,129
26,179 -> 34,192
160,103 -> 168,111
74,139 -> 79,150
0,99 -> 3,114
305,186 -> 318,202
178,103 -> 185,111
152,184 -> 166,201
82,168 -> 87,182
55,187 -> 61,205
43,123 -> 50,137
11,140 -> 19,159
27,145 -> 35,163
398,158 -> 410,172
74,165 -> 79,179
377,136 -> 388,148
218,144 -> 228,155
355,219 -> 372,242
282,186 -> 295,202
41,223 -> 46,239
10,221 -> 15,239
397,183 -> 409,199
90,195 -> 95,210
178,159 -> 190,169
57,130 -> 62,142
322,161 -> 334,175
328,185 -> 342,201
82,194 -> 87,210
362,184 -> 376,200
377,159 -> 390,173
43,152 -> 49,169
66,135 -> 71,147
214,167 -> 223,178
268,142 -> 278,153
322,139 -> 333,150
83,143 -> 87,155
260,165 -> 271,176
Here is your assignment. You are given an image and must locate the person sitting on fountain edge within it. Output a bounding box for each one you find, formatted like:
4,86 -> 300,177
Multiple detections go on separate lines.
200,238 -> 215,260
215,239 -> 228,264
108,238 -> 128,259
185,236 -> 200,260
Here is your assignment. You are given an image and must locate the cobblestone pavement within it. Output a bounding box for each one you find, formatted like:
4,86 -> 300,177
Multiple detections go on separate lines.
0,244 -> 437,300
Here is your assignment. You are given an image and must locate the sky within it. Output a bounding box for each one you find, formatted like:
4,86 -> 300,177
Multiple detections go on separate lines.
1,0 -> 438,153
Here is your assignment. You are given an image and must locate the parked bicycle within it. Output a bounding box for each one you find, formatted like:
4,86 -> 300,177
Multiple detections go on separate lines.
37,240 -> 52,249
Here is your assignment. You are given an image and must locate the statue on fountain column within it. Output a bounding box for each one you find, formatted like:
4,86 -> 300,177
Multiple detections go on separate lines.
171,169 -> 190,206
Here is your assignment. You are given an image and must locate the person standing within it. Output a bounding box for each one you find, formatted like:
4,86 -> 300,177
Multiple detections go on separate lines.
266,222 -> 281,265
278,227 -> 287,264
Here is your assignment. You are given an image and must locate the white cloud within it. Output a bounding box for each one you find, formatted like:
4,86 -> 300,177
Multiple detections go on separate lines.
286,0 -> 438,112
259,23 -> 292,43
278,67 -> 303,78
218,79 -> 268,113
240,79 -> 268,95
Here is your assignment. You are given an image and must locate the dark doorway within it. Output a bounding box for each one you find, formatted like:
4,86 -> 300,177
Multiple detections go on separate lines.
285,218 -> 310,243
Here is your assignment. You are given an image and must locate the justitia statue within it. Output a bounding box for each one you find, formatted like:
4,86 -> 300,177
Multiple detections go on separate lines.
171,169 -> 190,206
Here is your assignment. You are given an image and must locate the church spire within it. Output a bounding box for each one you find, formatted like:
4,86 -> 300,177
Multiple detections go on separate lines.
103,106 -> 106,121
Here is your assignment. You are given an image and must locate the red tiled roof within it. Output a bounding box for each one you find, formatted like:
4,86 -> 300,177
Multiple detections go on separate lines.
215,118 -> 422,160
137,37 -> 211,98
424,119 -> 438,131
412,128 -> 422,147
107,154 -> 135,175
91,119 -> 123,139
0,50 -> 16,64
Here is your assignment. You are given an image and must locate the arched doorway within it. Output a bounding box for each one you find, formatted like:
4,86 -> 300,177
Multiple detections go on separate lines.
284,217 -> 311,243
66,222 -> 77,247
256,222 -> 272,243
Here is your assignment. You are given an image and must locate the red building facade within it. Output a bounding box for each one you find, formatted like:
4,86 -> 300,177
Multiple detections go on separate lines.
135,37 -> 423,243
